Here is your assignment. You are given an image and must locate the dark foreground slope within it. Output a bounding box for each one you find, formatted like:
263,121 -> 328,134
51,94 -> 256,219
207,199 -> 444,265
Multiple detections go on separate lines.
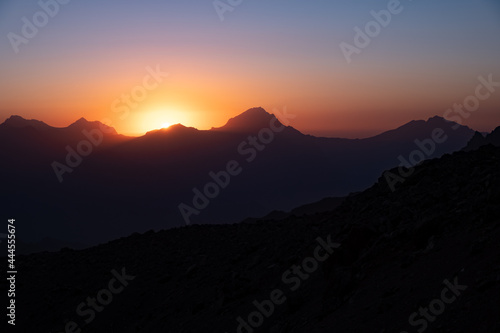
5,145 -> 500,332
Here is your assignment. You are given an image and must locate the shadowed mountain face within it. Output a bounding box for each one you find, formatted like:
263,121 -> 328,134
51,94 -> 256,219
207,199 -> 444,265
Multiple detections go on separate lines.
7,145 -> 500,332
463,126 -> 500,151
0,108 -> 476,247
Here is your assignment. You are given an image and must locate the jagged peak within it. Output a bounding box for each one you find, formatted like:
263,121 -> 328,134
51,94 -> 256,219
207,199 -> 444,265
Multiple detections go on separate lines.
65,117 -> 117,134
68,117 -> 90,127
472,131 -> 485,139
2,115 -> 51,130
211,107 -> 284,132
74,117 -> 88,123
489,126 -> 500,136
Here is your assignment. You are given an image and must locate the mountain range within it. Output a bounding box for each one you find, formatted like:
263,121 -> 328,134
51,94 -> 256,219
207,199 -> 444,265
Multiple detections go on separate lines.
0,108 -> 481,248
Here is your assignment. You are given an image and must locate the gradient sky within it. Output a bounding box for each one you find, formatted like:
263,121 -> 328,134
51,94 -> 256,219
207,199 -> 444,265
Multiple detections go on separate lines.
1,0 -> 499,137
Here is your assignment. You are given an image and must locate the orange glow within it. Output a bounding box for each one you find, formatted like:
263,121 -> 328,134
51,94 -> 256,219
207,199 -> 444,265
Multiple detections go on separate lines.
1,53 -> 499,138
123,108 -> 193,135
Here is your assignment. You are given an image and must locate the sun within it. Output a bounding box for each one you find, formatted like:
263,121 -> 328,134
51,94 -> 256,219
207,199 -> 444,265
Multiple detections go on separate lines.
129,107 -> 193,134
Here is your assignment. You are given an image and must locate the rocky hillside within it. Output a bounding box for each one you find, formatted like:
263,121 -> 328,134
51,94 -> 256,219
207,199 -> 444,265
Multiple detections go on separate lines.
5,145 -> 500,332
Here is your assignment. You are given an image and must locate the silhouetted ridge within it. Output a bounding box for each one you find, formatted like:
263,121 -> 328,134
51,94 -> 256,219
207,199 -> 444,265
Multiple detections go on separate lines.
145,124 -> 198,136
1,115 -> 118,135
211,107 -> 283,133
67,117 -> 117,134
371,115 -> 473,142
463,126 -> 500,151
2,115 -> 51,130
66,117 -> 90,130
489,126 -> 500,143
463,131 -> 486,152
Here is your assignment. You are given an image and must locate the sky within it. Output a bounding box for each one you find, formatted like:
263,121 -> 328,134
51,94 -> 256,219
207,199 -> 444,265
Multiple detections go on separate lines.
0,0 -> 499,138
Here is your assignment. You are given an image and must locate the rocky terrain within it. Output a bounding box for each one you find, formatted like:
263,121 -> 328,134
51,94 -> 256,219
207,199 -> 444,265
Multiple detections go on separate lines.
4,145 -> 500,332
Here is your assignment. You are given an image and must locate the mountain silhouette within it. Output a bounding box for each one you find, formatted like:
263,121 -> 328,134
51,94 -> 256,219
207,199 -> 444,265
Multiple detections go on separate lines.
463,126 -> 500,151
212,107 -> 280,132
2,115 -> 52,131
0,108 -> 479,248
0,115 -> 122,151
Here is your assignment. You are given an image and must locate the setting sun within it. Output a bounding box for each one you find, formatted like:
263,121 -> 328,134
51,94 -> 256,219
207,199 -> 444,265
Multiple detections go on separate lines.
122,108 -> 196,135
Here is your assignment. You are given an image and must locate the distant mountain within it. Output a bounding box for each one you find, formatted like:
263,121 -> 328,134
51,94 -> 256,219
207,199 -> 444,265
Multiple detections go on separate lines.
10,144 -> 500,332
1,115 -> 117,133
65,117 -> 118,134
463,126 -> 500,151
0,108 -> 479,247
1,115 -> 52,131
0,115 -> 127,182
211,107 -> 291,133
0,115 -> 123,154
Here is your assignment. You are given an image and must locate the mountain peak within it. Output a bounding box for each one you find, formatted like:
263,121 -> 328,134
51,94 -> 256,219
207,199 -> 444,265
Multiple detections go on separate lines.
211,107 -> 282,133
426,115 -> 445,122
5,115 -> 25,122
66,117 -> 117,134
145,123 -> 197,136
2,115 -> 51,130
463,127 -> 500,151
239,107 -> 271,117
75,117 -> 88,123
68,117 -> 89,127
168,123 -> 187,130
